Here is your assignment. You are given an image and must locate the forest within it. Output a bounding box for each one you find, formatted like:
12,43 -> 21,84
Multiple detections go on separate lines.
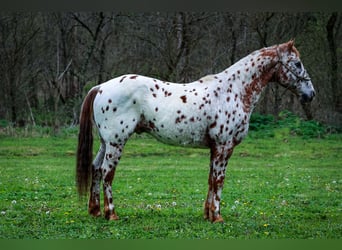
0,12 -> 341,130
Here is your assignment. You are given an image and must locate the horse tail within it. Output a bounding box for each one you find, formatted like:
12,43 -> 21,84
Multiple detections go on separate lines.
76,86 -> 99,197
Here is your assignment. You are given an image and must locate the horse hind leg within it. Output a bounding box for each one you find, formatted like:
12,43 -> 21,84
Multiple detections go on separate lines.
102,142 -> 124,220
88,139 -> 105,217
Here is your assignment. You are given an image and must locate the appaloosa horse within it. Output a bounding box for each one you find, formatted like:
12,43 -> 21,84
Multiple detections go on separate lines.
76,40 -> 315,222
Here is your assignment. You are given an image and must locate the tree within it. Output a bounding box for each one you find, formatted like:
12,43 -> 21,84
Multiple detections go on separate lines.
0,12 -> 40,125
0,12 -> 340,128
326,12 -> 342,113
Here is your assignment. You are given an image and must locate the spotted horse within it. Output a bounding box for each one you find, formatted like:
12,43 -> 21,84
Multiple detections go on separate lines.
76,40 -> 315,223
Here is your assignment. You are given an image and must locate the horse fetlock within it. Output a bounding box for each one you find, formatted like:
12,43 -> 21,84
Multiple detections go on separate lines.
204,199 -> 223,223
204,209 -> 224,223
88,205 -> 101,217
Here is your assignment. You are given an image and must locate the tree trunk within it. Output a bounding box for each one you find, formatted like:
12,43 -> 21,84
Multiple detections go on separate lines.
326,12 -> 341,112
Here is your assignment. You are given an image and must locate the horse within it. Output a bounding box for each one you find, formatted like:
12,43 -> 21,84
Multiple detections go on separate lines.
76,40 -> 315,223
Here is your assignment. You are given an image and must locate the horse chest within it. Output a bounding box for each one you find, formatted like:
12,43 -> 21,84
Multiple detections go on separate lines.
206,102 -> 249,146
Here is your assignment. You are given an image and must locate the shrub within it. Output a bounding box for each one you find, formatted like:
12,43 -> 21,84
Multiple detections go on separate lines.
0,119 -> 9,128
249,111 -> 340,139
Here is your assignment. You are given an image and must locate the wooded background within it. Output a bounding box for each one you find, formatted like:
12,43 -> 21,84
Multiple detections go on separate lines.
0,12 -> 341,129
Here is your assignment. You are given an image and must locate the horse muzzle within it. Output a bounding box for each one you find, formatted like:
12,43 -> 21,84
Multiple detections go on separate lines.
300,90 -> 316,104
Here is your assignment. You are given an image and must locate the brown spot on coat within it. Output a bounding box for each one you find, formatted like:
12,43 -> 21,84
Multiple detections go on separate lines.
120,76 -> 127,82
148,121 -> 156,130
180,95 -> 187,103
241,67 -> 275,113
104,169 -> 115,183
210,121 -> 217,128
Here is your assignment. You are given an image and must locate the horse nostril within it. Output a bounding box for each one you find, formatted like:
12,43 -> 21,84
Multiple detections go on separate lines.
312,91 -> 316,97
300,92 -> 315,104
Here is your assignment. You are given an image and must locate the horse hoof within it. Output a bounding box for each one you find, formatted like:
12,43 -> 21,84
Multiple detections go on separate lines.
108,214 -> 119,220
212,216 -> 224,223
203,214 -> 224,223
93,212 -> 101,217
205,213 -> 224,223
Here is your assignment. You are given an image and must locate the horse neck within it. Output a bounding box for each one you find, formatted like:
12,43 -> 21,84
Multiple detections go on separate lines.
222,47 -> 279,114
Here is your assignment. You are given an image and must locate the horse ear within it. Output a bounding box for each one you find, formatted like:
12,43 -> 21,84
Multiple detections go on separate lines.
287,39 -> 295,51
286,39 -> 300,56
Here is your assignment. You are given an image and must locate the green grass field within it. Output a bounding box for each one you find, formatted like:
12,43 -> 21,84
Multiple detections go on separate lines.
0,129 -> 341,239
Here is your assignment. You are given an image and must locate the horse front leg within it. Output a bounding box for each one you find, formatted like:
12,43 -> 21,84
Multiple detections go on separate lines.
204,145 -> 233,223
102,143 -> 124,220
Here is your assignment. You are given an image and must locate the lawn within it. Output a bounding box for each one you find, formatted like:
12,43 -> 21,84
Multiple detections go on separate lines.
0,129 -> 341,239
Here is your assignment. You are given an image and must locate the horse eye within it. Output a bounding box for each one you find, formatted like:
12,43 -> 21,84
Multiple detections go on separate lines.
295,61 -> 302,69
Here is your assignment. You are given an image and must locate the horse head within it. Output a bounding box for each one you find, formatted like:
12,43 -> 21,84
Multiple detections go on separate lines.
275,40 -> 316,104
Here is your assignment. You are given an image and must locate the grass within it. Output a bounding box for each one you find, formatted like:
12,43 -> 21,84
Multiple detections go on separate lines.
0,128 -> 341,239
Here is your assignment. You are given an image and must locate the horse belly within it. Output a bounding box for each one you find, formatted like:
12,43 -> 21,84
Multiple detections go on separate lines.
149,126 -> 208,148
143,106 -> 209,148
141,83 -> 213,148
